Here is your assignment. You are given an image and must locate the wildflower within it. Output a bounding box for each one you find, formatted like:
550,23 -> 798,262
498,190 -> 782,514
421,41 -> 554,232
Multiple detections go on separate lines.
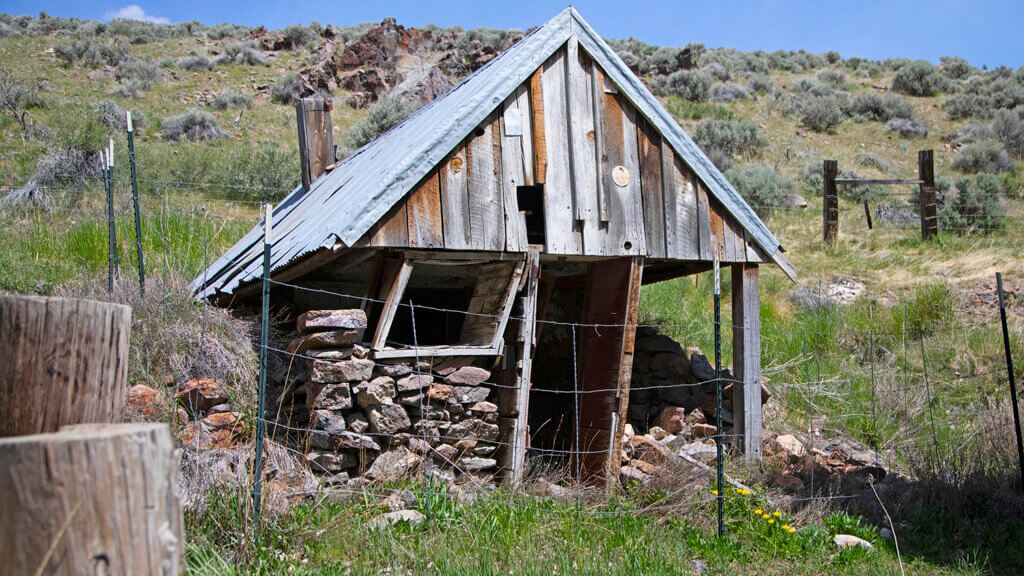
788,527 -> 796,533
773,511 -> 781,517
762,514 -> 770,519
782,524 -> 790,530
768,519 -> 775,524
735,488 -> 742,494
712,490 -> 718,495
754,509 -> 763,515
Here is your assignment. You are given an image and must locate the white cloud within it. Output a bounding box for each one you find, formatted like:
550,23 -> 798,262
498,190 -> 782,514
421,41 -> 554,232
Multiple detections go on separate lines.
104,5 -> 171,24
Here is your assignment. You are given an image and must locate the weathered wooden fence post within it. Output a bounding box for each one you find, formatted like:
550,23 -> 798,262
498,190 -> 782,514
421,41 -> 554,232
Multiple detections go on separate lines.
296,98 -> 335,192
823,160 -> 838,244
0,295 -> 131,436
0,423 -> 183,575
918,150 -> 937,240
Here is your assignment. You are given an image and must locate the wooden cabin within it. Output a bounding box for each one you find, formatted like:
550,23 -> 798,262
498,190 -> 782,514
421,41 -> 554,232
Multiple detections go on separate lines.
194,8 -> 795,484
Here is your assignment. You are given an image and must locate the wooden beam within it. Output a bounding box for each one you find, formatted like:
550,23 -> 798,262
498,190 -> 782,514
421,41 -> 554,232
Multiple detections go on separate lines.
731,263 -> 762,460
919,150 -> 937,240
371,345 -> 500,360
296,98 -> 334,192
835,178 -> 924,185
371,260 -> 413,351
407,171 -> 443,248
823,160 -> 839,244
509,248 -> 541,485
529,69 -> 547,185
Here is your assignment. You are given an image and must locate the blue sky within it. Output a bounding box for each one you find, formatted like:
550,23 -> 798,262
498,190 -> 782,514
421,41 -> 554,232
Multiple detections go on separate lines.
6,0 -> 1023,68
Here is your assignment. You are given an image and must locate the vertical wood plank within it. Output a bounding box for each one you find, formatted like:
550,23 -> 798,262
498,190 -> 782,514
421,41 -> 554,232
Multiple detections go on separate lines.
467,116 -> 505,251
696,182 -> 713,260
567,39 -> 601,254
499,110 -> 526,252
440,145 -> 472,249
638,119 -> 665,258
515,86 -> 535,186
406,171 -> 443,248
731,263 -> 762,460
597,76 -> 628,256
369,202 -> 409,247
708,198 -> 725,260
823,159 -> 839,244
529,69 -> 547,185
659,139 -> 677,258
673,155 -> 701,260
619,104 -> 645,255
372,260 -> 413,351
592,62 -> 608,223
541,48 -> 582,254
296,98 -> 335,192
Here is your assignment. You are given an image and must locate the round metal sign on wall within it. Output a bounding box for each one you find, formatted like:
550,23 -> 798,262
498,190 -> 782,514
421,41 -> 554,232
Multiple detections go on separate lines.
612,165 -> 630,187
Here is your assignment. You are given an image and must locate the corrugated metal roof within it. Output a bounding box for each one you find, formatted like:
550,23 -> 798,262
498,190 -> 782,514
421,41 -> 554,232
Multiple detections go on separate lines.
192,8 -> 785,298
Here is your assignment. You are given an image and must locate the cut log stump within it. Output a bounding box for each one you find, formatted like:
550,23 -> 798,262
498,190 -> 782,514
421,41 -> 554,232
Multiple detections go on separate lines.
0,294 -> 131,436
0,423 -> 183,575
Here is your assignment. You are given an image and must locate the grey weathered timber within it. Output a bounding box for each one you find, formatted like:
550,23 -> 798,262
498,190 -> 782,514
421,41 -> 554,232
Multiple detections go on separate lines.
619,105 -> 646,255
499,110 -> 527,252
467,116 -> 505,251
440,145 -> 472,249
296,98 -> 335,192
835,178 -> 924,185
540,49 -> 582,254
919,150 -> 937,240
567,38 -> 601,252
406,172 -> 443,248
509,249 -> 541,485
371,261 -> 413,350
0,423 -> 183,575
637,119 -> 666,258
823,160 -> 839,244
696,183 -> 713,260
0,295 -> 131,436
731,263 -> 762,459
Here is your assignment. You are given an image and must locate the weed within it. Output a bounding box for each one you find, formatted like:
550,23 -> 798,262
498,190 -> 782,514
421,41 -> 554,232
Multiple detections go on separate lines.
161,109 -> 228,142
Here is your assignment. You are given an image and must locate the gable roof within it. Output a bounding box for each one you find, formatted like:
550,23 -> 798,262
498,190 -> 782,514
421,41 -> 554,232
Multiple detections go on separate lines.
192,8 -> 789,298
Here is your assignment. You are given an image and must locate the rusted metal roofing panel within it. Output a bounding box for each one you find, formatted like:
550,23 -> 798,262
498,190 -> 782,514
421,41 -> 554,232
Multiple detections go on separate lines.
192,8 -> 786,298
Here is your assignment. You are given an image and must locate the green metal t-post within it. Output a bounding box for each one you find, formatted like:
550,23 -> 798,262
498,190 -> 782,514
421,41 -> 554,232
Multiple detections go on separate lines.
252,204 -> 273,532
997,272 -> 1024,491
713,257 -> 724,537
126,111 -> 145,296
104,148 -> 114,292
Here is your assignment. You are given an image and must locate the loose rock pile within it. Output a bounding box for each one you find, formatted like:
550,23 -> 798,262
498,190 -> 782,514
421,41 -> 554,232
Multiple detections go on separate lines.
289,309 -> 503,484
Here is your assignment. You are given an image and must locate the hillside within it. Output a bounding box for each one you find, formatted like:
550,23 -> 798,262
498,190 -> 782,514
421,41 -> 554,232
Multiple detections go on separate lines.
2,11 -> 1024,575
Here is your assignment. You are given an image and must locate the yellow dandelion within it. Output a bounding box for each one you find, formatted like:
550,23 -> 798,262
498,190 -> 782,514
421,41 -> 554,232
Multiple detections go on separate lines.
788,527 -> 796,533
782,524 -> 790,530
762,514 -> 770,519
773,511 -> 781,517
711,490 -> 718,495
768,519 -> 775,524
754,509 -> 763,515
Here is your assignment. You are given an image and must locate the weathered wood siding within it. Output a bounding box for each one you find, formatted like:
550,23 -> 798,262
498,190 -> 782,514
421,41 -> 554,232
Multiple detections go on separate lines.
364,44 -> 763,263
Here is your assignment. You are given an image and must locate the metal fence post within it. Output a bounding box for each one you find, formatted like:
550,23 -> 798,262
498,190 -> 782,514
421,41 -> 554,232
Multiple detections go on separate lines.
713,256 -> 724,537
126,111 -> 145,296
997,272 -> 1024,490
252,203 -> 272,531
103,146 -> 115,292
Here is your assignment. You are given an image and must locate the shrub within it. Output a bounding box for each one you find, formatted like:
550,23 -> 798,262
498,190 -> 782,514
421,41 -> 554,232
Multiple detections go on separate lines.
892,60 -> 948,96
347,94 -> 421,149
886,117 -> 929,137
940,56 -> 975,80
702,62 -> 730,81
649,46 -> 683,75
54,37 -> 94,67
178,56 -> 214,71
793,78 -> 833,96
212,142 -> 298,201
952,141 -> 1017,173
747,74 -> 777,95
664,98 -> 734,121
161,109 -> 228,142
95,99 -> 146,133
47,102 -> 108,153
710,82 -> 750,102
846,93 -> 916,122
219,41 -> 267,66
815,68 -> 847,89
111,79 -> 146,99
207,23 -> 251,40
271,72 -> 304,105
653,69 -> 711,101
944,93 -> 994,119
825,51 -> 842,65
800,94 -> 844,132
282,24 -> 315,50
209,90 -> 253,110
992,109 -> 1024,158
115,56 -> 162,89
0,68 -> 36,132
938,173 -> 1006,232
724,164 -> 795,218
692,119 -> 765,159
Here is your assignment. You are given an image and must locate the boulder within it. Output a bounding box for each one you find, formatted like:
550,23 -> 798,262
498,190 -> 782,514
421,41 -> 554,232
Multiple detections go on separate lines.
685,349 -> 715,382
648,426 -> 669,441
208,403 -> 232,414
687,408 -> 707,425
620,465 -> 652,486
175,378 -> 229,414
365,446 -> 420,481
367,403 -> 411,435
310,430 -> 380,452
833,534 -> 874,550
310,410 -> 347,435
458,457 -> 496,471
444,366 -> 491,386
308,347 -> 354,361
346,412 -> 370,434
775,434 -> 806,461
355,377 -> 397,408
375,363 -> 414,379
690,423 -> 717,438
451,386 -> 490,404
628,435 -> 673,465
677,441 -> 716,463
396,373 -> 433,393
448,418 -> 499,442
309,359 -> 374,383
288,329 -> 362,354
468,401 -> 498,414
657,406 -> 687,434
392,64 -> 451,105
636,334 -> 682,354
296,309 -> 367,334
383,490 -> 417,512
434,443 -> 458,462
126,384 -> 161,418
650,353 -> 690,377
306,450 -> 357,473
369,509 -> 425,530
309,382 -> 353,411
427,384 -> 453,401
771,473 -> 805,492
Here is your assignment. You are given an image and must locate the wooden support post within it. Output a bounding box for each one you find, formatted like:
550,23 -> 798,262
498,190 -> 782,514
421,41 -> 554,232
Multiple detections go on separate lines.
296,98 -> 335,192
919,150 -> 937,240
507,249 -> 541,485
0,295 -> 131,437
863,200 -> 873,230
0,423 -> 183,575
823,160 -> 838,244
731,263 -> 762,460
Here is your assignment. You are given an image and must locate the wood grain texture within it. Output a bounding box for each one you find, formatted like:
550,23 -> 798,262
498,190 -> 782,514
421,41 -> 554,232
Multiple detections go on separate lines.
597,83 -> 645,256
696,182 -> 713,260
467,116 -> 505,251
673,154 -> 701,260
296,98 -> 335,192
619,104 -> 646,255
440,145 -> 472,249
529,69 -> 547,185
515,86 -> 535,186
0,295 -> 131,436
567,40 -> 602,255
637,119 -> 665,258
371,261 -> 413,350
459,261 -> 517,346
406,171 -> 443,248
509,249 -> 540,485
540,48 -> 582,254
499,108 -> 527,252
731,264 -> 762,459
0,423 -> 183,575
369,202 -> 409,247
709,198 -> 725,261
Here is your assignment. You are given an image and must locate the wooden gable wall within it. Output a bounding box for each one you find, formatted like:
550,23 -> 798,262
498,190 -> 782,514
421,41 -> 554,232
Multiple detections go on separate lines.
363,42 -> 765,264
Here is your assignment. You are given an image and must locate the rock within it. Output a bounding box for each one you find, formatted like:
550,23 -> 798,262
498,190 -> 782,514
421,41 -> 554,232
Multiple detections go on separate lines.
657,406 -> 687,434
393,64 -> 452,105
369,509 -> 425,530
648,426 -> 669,441
383,490 -> 417,511
678,441 -> 717,463
650,353 -> 690,377
448,418 -> 499,442
444,366 -> 491,386
346,412 -> 370,434
637,334 -> 682,354
309,359 -> 375,383
88,65 -> 116,80
375,363 -> 413,378
208,403 -> 232,414
468,401 -> 498,414
458,457 -> 496,471
199,411 -> 246,448
620,465 -> 652,486
775,434 -> 806,460
451,386 -> 490,404
396,373 -> 433,393
771,473 -> 805,492
366,446 -> 420,481
125,384 -> 161,417
722,381 -> 772,406
310,409 -> 347,435
687,407 -> 707,425
530,478 -> 573,499
309,347 -> 354,360
310,430 -> 380,452
472,444 -> 496,456
309,382 -> 353,411
833,534 -> 874,550
622,423 -> 635,442
779,191 -> 809,209
628,435 -> 673,465
356,377 -> 397,408
175,378 -> 229,413
296,309 -> 367,334
427,384 -> 453,401
407,437 -> 431,455
203,411 -> 243,430
434,443 -> 457,462
630,458 -> 660,475
690,559 -> 708,575
446,401 -> 465,418
352,344 -> 370,359
288,329 -> 362,354
306,450 -> 357,473
685,349 -> 715,382
367,403 -> 411,435
691,423 -> 717,438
